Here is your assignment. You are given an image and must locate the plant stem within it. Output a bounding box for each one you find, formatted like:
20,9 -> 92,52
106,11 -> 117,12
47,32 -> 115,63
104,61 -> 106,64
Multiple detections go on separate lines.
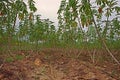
88,0 -> 120,66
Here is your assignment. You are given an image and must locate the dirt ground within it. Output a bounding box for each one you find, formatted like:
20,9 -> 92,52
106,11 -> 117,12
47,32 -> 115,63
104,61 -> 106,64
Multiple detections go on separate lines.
0,48 -> 120,80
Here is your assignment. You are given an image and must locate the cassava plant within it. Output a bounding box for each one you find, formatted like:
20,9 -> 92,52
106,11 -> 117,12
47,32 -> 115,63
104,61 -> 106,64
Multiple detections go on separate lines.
58,0 -> 120,65
0,0 -> 37,54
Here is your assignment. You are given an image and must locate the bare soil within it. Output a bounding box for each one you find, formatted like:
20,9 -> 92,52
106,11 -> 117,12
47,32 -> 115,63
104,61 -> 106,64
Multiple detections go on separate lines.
0,48 -> 120,80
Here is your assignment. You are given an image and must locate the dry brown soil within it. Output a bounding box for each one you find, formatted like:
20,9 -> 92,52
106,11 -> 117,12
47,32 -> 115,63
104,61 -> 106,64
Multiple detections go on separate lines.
0,48 -> 120,80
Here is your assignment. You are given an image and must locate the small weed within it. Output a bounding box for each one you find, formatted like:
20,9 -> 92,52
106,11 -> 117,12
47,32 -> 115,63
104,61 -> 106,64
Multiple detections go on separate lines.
15,55 -> 24,60
5,55 -> 24,63
5,57 -> 14,62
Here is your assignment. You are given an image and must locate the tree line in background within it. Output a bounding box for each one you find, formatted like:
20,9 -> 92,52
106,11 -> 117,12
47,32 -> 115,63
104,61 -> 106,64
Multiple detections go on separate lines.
0,0 -> 120,51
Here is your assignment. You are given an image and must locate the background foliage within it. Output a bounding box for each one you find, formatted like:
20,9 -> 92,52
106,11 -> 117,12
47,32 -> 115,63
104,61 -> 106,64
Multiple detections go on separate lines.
0,0 -> 120,52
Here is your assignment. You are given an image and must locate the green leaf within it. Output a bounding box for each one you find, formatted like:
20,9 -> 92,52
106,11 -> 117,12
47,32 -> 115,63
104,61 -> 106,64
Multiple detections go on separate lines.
71,21 -> 77,27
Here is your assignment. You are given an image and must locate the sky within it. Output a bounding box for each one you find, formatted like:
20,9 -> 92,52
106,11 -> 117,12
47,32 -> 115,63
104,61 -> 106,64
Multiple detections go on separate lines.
34,0 -> 61,26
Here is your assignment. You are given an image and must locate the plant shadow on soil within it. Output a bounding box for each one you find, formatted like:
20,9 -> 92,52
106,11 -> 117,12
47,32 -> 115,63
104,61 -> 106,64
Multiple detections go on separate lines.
0,48 -> 120,80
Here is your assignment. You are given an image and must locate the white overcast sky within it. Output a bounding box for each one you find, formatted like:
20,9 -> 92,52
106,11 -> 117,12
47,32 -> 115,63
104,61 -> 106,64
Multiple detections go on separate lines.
34,0 -> 61,26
